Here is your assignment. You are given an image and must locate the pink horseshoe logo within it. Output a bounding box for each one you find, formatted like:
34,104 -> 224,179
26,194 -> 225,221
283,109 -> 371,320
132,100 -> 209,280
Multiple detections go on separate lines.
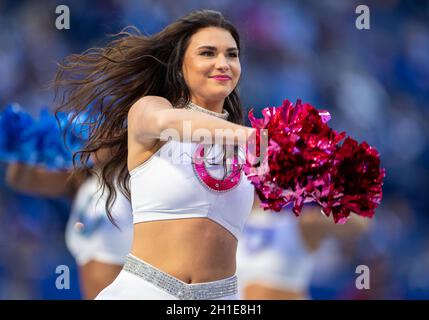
192,144 -> 242,192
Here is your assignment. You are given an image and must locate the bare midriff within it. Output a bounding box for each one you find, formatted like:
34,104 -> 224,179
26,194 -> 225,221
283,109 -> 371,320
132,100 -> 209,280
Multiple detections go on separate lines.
131,217 -> 237,284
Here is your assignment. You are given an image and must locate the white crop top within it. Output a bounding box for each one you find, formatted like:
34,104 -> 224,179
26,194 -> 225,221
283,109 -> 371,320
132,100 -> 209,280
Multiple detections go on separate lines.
129,139 -> 255,239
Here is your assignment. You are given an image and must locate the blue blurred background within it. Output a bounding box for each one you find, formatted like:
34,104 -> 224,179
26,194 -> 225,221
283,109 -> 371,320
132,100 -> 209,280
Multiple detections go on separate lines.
0,0 -> 428,299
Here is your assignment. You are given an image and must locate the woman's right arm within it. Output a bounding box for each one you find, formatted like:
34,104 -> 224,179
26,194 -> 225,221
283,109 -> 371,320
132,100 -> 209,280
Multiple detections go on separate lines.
298,207 -> 370,252
5,163 -> 82,198
128,96 -> 255,146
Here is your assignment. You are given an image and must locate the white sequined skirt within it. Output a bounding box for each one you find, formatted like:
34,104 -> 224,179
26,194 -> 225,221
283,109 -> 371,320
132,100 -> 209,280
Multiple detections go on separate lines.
95,254 -> 239,300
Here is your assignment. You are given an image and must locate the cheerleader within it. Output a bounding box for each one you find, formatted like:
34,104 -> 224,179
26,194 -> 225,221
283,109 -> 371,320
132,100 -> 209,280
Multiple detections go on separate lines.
236,195 -> 369,299
53,10 -> 257,299
5,148 -> 133,299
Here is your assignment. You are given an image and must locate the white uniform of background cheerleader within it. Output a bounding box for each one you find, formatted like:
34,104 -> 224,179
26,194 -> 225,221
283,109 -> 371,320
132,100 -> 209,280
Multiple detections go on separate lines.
65,174 -> 133,266
236,209 -> 316,299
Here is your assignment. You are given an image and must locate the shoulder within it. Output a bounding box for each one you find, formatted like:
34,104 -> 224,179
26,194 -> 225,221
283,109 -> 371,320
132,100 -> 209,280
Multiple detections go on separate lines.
128,95 -> 172,119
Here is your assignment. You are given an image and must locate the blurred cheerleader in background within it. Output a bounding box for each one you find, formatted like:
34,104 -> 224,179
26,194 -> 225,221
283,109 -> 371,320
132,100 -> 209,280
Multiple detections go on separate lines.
1,105 -> 133,299
5,152 -> 133,299
236,194 -> 369,300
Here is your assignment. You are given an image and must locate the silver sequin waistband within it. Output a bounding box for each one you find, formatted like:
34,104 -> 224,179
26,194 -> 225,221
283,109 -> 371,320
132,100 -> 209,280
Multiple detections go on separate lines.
123,254 -> 237,300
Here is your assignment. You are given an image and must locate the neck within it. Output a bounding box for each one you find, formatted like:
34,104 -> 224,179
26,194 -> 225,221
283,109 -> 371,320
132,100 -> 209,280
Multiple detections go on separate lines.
191,96 -> 225,114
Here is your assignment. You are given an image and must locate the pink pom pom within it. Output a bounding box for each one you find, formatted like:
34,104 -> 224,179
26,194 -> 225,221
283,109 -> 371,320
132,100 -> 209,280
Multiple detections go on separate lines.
244,99 -> 385,224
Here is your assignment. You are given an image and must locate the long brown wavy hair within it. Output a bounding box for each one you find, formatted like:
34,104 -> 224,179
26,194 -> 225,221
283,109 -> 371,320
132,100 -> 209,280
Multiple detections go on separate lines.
52,10 -> 245,225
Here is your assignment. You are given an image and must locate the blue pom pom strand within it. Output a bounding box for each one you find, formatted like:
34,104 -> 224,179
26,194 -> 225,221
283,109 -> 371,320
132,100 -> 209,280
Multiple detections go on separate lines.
0,103 -> 35,162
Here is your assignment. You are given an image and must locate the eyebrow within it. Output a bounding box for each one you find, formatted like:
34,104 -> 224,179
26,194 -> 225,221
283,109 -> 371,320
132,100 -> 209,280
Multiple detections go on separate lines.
196,45 -> 239,52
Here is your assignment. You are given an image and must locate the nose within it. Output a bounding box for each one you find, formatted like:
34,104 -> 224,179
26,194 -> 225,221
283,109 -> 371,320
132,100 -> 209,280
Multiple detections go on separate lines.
214,54 -> 230,72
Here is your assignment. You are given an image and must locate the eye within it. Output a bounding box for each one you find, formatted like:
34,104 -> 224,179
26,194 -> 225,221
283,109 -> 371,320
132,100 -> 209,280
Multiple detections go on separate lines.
229,52 -> 239,58
200,51 -> 215,56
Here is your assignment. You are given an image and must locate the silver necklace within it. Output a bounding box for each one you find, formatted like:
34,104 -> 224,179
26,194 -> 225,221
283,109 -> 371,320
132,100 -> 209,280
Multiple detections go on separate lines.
184,100 -> 229,120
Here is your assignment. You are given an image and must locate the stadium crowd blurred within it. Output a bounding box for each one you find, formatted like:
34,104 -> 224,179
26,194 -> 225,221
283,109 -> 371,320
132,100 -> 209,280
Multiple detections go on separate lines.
0,0 -> 428,299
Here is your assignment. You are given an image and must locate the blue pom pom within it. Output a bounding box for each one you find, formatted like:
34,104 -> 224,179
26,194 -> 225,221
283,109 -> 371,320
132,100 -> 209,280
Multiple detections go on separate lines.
33,108 -> 87,170
0,103 -> 35,162
1,104 -> 89,170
